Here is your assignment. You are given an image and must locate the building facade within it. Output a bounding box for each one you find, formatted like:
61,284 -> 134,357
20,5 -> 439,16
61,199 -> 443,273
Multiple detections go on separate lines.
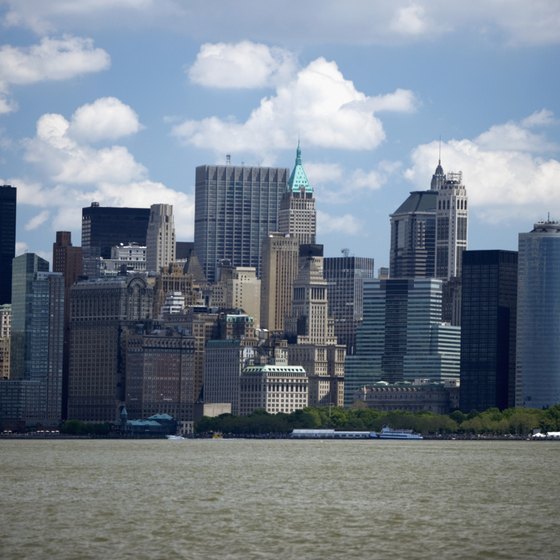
146,203 -> 176,273
460,250 -> 518,412
239,364 -> 308,415
68,275 -> 153,422
344,278 -> 460,406
0,304 -> 11,379
0,184 -> 16,305
324,254 -> 375,355
81,202 -> 150,277
194,164 -> 288,282
516,221 -> 560,409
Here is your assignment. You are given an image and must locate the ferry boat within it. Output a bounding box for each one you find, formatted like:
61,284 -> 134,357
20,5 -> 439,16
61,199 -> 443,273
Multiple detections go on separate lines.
290,429 -> 376,440
378,426 -> 423,440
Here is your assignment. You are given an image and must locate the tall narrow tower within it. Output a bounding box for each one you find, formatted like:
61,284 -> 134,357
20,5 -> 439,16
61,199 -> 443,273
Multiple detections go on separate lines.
0,185 -> 16,305
278,143 -> 316,244
146,203 -> 176,273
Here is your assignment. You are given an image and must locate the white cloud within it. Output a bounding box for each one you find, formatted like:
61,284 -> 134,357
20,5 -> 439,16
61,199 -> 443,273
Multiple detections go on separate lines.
317,210 -> 363,236
174,55 -> 417,155
405,111 -> 560,222
14,99 -> 195,241
25,210 -> 50,231
0,36 -> 110,114
69,97 -> 142,142
188,42 -> 296,89
390,4 -> 430,36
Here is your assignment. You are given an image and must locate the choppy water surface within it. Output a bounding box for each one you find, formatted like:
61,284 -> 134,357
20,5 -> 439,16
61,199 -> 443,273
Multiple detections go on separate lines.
1,439 -> 559,559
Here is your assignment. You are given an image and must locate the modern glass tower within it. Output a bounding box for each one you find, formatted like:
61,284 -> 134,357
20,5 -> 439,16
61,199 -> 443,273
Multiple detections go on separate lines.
0,185 -> 16,305
460,250 -> 518,412
516,220 -> 560,409
194,164 -> 288,282
344,278 -> 460,406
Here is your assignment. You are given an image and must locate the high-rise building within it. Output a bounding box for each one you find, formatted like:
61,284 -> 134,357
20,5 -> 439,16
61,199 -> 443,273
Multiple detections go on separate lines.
68,275 -> 153,422
434,170 -> 468,280
194,164 -> 288,282
278,143 -> 316,244
286,245 -> 346,407
260,233 -> 299,332
0,304 -> 10,379
389,190 -> 437,279
460,250 -> 518,412
81,202 -> 150,277
5,254 -> 64,425
324,254 -> 375,355
52,231 -> 83,419
516,220 -> 560,409
146,204 -> 176,273
344,278 -> 460,406
0,185 -> 16,305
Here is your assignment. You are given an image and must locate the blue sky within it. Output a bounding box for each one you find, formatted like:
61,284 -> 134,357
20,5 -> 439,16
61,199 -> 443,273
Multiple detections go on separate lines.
1,0 -> 559,270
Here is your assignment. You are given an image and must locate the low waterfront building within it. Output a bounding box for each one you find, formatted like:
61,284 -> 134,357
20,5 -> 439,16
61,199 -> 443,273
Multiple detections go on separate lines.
239,364 -> 308,415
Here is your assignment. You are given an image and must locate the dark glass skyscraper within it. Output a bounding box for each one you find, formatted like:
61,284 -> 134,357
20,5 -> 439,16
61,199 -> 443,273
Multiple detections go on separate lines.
194,165 -> 288,282
81,202 -> 150,276
460,250 -> 518,412
0,185 -> 16,305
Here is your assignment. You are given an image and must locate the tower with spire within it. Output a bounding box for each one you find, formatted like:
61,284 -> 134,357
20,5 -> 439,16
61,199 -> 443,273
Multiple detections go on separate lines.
278,143 -> 316,244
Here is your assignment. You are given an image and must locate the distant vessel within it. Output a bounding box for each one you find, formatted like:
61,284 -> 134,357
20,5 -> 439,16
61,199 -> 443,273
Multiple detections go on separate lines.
166,435 -> 186,441
378,426 -> 423,440
290,429 -> 376,439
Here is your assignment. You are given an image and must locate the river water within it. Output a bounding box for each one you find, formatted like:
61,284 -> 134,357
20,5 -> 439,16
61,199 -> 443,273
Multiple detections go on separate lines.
1,439 -> 559,559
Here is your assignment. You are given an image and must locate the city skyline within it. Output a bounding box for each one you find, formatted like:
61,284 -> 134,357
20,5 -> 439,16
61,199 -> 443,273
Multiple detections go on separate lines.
0,1 -> 559,269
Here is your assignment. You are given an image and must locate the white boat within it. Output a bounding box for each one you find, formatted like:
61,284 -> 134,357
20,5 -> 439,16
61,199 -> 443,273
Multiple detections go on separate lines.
378,426 -> 423,440
166,435 -> 186,441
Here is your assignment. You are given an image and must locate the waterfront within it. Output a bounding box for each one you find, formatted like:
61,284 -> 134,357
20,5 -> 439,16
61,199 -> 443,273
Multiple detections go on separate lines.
1,440 -> 559,559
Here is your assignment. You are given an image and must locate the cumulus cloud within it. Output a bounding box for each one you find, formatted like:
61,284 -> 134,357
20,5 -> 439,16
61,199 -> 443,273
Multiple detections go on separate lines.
69,97 -> 142,142
390,4 -> 430,36
317,210 -> 364,236
0,36 -> 110,114
404,111 -> 560,222
188,42 -> 296,89
15,99 -> 195,240
174,54 -> 417,155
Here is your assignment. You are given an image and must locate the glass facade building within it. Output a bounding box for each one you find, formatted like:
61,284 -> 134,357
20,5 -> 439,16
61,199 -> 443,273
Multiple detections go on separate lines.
0,185 -> 16,305
460,250 -> 518,412
516,221 -> 560,409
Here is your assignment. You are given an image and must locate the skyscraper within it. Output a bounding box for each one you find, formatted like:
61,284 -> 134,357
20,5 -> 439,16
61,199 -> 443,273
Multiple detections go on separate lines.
146,203 -> 176,273
194,164 -> 288,282
278,143 -> 316,244
324,254 -> 375,355
345,278 -> 460,406
0,185 -> 16,305
8,254 -> 64,424
81,202 -> 150,276
516,220 -> 560,409
460,250 -> 518,412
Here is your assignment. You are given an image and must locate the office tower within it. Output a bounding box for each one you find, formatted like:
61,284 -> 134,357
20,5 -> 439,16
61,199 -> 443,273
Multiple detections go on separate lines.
194,164 -> 288,282
0,304 -> 11,379
52,231 -> 83,419
125,327 -> 195,423
278,143 -> 316,244
324,254 -> 375,355
389,190 -> 437,279
239,364 -> 308,415
212,263 -> 261,326
8,254 -> 64,424
286,245 -> 346,407
0,185 -> 16,305
81,202 -> 150,277
146,204 -> 176,273
434,171 -> 468,280
516,220 -> 560,409
460,250 -> 518,412
68,275 -> 153,422
345,278 -> 460,406
260,233 -> 299,332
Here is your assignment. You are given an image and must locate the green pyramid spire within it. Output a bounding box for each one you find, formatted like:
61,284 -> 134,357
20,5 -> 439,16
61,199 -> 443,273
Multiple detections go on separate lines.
288,142 -> 313,194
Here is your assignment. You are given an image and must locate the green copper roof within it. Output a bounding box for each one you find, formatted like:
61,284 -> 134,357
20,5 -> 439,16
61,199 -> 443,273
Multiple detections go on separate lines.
288,143 -> 313,194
